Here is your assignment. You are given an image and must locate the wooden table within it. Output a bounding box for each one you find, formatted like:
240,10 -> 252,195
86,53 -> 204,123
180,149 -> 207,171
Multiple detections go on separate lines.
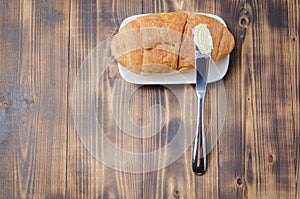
0,0 -> 299,198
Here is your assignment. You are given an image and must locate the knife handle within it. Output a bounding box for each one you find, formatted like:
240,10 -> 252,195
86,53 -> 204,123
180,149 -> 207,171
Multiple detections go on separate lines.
192,95 -> 207,175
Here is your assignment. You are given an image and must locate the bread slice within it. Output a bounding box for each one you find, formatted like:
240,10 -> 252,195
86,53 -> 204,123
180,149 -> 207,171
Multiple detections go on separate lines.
111,12 -> 235,75
178,14 -> 235,71
111,12 -> 188,75
117,20 -> 143,74
139,12 -> 188,74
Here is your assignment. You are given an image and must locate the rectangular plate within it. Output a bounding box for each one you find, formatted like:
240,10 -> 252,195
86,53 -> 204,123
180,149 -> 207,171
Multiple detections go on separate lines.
118,13 -> 230,84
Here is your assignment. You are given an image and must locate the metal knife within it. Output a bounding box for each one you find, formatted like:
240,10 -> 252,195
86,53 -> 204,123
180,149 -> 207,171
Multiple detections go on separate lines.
192,36 -> 210,175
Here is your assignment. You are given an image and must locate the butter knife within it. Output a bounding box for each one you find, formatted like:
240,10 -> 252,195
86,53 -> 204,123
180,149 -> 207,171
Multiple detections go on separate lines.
192,37 -> 210,175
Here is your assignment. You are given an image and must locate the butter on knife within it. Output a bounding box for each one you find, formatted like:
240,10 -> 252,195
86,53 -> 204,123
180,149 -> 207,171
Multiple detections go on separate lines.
193,24 -> 213,55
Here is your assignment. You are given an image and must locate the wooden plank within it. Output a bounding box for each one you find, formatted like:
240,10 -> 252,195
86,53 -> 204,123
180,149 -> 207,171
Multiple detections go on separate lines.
141,1 -> 221,199
247,0 -> 297,198
288,1 -> 300,199
0,0 -> 69,198
210,0 -> 246,198
217,0 -> 299,198
67,0 -> 144,198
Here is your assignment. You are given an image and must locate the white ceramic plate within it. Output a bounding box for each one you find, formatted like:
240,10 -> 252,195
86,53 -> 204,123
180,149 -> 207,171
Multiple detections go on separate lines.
118,13 -> 230,84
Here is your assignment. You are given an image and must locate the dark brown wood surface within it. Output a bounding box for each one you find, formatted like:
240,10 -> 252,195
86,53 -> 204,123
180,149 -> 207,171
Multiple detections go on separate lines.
0,0 -> 299,198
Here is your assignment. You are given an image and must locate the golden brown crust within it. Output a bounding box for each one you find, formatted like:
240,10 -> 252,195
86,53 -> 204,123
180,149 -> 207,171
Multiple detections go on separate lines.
114,12 -> 188,74
140,12 -> 188,74
116,20 -> 143,71
178,14 -> 235,71
111,12 -> 235,75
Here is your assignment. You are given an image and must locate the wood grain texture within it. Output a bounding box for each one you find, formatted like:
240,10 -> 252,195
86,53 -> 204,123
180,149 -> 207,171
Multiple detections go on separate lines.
237,1 -> 299,198
0,0 -> 69,198
140,2 -> 222,199
216,1 -> 246,198
0,0 -> 299,198
288,1 -> 300,199
68,0 -> 144,198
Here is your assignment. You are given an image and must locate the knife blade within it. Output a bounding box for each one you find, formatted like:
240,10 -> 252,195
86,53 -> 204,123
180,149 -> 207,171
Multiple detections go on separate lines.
192,41 -> 210,175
